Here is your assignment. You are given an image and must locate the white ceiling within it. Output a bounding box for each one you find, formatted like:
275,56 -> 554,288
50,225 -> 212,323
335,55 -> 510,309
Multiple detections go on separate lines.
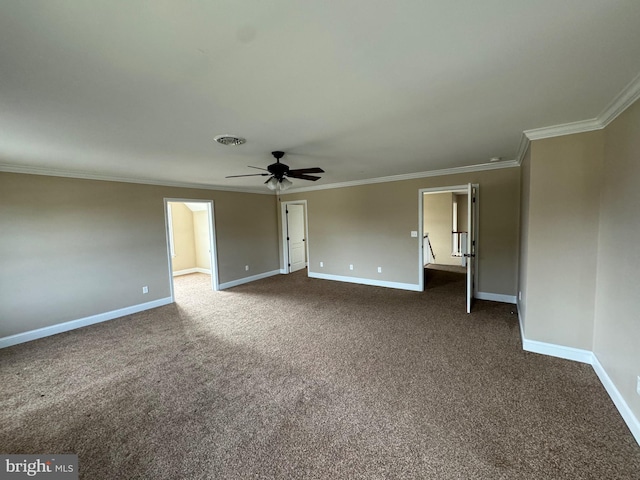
183,202 -> 208,212
1,1 -> 639,193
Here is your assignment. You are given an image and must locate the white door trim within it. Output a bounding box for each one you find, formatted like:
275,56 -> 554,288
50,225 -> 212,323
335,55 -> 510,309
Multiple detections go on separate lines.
280,200 -> 309,274
418,185 -> 479,299
164,198 -> 219,301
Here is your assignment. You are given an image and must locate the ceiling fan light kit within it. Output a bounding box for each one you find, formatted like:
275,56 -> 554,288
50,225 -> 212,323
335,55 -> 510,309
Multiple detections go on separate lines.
266,177 -> 278,191
226,151 -> 324,191
266,177 -> 292,191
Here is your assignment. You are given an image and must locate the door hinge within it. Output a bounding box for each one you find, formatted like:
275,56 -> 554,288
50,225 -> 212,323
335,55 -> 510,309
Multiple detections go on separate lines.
472,197 -> 476,203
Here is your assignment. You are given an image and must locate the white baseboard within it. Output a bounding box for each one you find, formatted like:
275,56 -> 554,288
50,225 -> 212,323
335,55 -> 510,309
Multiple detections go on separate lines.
173,268 -> 211,276
516,301 -> 592,363
173,268 -> 197,276
279,268 -> 288,274
476,291 -> 517,304
516,302 -> 639,446
521,337 -> 594,364
592,355 -> 640,445
0,297 -> 173,349
218,270 -> 280,290
308,272 -> 422,292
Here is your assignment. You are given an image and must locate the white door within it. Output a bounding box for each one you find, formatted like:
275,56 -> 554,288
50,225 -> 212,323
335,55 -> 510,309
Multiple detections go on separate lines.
287,204 -> 307,273
466,183 -> 476,313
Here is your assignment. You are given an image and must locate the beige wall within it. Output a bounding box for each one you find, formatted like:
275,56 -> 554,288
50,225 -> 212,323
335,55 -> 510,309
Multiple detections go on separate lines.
523,131 -> 603,349
593,99 -> 640,421
424,192 -> 459,266
0,173 -> 279,338
517,146 -> 531,328
282,167 -> 520,295
169,202 -> 197,272
193,210 -> 211,270
518,99 -> 640,429
455,193 -> 468,232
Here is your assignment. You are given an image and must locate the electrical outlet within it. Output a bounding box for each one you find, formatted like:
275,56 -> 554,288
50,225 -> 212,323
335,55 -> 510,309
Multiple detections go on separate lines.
245,265 -> 249,271
377,267 -> 382,273
637,376 -> 640,396
349,264 -> 354,271
320,261 -> 323,267
142,286 -> 149,294
411,231 -> 418,238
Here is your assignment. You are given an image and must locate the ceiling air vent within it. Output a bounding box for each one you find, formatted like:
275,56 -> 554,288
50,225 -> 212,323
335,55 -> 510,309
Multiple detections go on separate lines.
214,134 -> 246,146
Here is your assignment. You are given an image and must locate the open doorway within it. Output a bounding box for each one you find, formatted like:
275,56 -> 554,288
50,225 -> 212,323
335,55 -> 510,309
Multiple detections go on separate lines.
418,185 -> 478,312
281,200 -> 309,274
164,199 -> 219,301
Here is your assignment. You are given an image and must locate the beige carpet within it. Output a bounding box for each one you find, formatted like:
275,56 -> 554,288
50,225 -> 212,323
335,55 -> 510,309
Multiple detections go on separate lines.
1,270 -> 638,479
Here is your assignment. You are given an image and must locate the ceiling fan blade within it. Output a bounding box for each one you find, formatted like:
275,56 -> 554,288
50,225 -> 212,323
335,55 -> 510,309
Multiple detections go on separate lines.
248,165 -> 269,171
225,173 -> 270,178
287,167 -> 325,175
287,173 -> 322,181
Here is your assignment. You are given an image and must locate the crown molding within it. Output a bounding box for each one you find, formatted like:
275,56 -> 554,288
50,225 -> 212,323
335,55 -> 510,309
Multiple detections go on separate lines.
524,117 -> 601,141
599,71 -> 640,128
1,158 -> 520,196
276,71 -> 640,195
525,72 -> 640,141
284,159 -> 519,194
514,134 -> 530,166
4,73 -> 638,195
0,163 -> 273,195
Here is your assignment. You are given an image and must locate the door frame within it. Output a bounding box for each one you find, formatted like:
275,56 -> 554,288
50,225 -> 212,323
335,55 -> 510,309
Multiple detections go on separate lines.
418,185 -> 479,296
164,198 -> 219,301
280,200 -> 309,274
466,183 -> 478,313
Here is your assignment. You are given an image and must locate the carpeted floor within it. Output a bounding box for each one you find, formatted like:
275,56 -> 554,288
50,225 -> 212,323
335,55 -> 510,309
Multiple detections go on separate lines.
1,270 -> 638,479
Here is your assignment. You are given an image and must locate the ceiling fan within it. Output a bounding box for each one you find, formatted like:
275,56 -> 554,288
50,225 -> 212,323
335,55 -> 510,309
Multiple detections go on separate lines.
226,151 -> 324,191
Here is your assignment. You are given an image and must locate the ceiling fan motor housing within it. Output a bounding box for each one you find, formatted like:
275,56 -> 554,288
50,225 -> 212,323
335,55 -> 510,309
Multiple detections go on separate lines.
268,151 -> 289,179
268,162 -> 289,179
